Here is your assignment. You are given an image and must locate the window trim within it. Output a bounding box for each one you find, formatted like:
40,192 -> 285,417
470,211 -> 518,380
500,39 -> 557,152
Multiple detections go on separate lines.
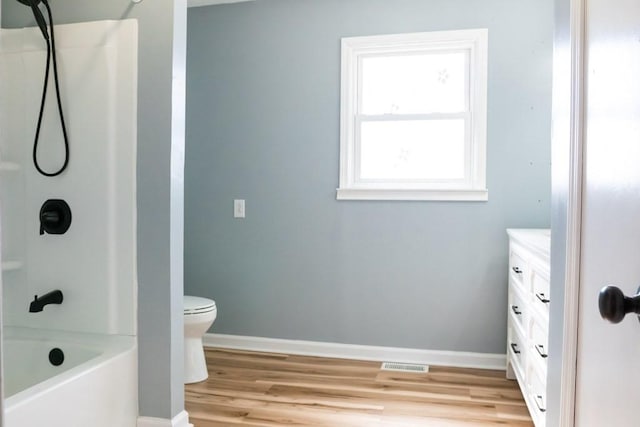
337,29 -> 489,201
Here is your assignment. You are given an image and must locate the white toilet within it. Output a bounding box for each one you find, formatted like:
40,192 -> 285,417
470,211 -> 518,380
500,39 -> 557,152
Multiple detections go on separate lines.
183,296 -> 217,384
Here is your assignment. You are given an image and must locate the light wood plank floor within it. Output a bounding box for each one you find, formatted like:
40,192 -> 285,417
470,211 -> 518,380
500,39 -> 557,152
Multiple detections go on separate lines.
185,348 -> 533,427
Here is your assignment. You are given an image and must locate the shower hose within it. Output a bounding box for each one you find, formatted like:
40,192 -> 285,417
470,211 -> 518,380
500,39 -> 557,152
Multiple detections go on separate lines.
32,1 -> 69,177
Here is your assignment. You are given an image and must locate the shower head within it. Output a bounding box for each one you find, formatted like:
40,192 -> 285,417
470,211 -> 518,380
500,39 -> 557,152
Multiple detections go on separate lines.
16,0 -> 49,41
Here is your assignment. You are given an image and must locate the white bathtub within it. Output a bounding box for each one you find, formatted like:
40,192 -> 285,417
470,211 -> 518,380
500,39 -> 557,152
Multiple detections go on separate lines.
3,327 -> 138,427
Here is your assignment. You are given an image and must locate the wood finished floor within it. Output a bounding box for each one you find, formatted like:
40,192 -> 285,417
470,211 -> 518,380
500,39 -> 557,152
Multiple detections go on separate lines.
185,348 -> 533,427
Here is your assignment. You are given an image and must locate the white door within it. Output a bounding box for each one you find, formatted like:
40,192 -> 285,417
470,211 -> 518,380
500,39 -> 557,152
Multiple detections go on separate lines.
575,0 -> 640,425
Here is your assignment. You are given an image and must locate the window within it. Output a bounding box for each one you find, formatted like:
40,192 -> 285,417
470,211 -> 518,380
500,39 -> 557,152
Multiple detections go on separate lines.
337,29 -> 489,201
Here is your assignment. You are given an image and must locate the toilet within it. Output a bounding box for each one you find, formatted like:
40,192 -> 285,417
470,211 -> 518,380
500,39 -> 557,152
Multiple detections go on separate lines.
183,296 -> 217,384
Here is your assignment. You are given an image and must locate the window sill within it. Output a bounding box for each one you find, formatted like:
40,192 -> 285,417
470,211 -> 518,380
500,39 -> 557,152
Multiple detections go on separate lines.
336,188 -> 489,201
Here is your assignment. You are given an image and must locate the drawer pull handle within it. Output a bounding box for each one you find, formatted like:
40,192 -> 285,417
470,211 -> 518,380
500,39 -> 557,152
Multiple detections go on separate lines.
536,293 -> 550,304
512,267 -> 523,274
535,344 -> 548,359
511,305 -> 522,315
510,343 -> 521,354
535,395 -> 547,413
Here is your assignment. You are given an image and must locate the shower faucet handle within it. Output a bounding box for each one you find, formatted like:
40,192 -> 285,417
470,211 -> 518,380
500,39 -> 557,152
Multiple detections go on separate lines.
41,211 -> 60,222
40,211 -> 60,235
39,199 -> 72,236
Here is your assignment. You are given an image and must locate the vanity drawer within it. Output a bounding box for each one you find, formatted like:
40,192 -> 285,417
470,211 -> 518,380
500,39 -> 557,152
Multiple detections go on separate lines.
530,315 -> 549,373
532,266 -> 550,314
528,367 -> 547,427
509,249 -> 528,288
508,286 -> 528,333
508,327 -> 527,379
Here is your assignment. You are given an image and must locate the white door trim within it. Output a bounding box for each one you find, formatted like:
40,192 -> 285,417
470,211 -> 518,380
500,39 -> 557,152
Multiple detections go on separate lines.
558,0 -> 586,425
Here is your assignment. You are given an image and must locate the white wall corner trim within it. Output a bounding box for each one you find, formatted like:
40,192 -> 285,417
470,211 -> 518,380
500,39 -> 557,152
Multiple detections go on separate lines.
204,333 -> 506,371
187,0 -> 255,8
137,411 -> 192,427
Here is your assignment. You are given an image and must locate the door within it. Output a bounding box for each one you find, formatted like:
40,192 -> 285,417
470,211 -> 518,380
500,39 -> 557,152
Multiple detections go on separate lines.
575,0 -> 640,425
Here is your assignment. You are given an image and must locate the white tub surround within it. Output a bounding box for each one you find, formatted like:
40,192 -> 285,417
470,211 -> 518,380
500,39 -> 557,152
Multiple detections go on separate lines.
3,327 -> 137,427
0,19 -> 138,335
0,19 -> 140,427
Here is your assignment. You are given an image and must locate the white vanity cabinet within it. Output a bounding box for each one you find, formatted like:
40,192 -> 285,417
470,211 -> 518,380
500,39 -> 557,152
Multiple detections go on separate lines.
506,229 -> 550,427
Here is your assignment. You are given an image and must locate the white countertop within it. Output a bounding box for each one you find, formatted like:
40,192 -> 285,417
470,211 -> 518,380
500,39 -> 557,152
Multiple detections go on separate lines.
506,228 -> 550,260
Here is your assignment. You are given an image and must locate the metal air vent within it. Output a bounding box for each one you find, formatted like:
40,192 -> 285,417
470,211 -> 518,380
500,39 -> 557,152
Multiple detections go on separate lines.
381,362 -> 429,373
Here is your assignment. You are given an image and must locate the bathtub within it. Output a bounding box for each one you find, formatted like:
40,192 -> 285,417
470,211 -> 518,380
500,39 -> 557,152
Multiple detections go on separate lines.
3,327 -> 138,427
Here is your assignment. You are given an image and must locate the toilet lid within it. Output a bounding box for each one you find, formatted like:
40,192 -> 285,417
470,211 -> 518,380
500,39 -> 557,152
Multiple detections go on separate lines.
184,296 -> 216,315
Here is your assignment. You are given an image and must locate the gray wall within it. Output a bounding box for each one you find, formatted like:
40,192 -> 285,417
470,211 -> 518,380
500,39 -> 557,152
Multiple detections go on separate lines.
185,0 -> 553,354
2,0 -> 187,419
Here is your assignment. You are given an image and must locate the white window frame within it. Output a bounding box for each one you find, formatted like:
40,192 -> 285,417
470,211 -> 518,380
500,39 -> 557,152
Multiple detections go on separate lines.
337,29 -> 489,201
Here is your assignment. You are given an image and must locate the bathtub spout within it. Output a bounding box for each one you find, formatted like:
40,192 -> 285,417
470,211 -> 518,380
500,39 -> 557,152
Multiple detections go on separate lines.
29,290 -> 63,312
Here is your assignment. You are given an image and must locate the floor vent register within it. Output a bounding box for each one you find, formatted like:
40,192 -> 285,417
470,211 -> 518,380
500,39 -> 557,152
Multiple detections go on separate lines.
380,362 -> 429,373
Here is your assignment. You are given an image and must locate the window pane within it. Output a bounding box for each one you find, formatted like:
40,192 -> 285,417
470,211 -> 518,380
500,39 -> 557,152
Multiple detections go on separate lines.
359,120 -> 466,181
361,51 -> 468,115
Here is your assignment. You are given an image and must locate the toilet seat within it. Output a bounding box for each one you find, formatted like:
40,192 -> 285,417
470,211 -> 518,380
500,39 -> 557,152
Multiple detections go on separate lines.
184,296 -> 216,315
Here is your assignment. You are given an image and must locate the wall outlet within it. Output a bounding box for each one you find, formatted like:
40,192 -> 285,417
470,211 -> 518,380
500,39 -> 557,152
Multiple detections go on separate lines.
234,199 -> 246,218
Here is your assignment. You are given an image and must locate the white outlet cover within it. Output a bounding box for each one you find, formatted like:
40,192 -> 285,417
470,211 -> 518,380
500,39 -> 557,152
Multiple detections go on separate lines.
234,199 -> 245,218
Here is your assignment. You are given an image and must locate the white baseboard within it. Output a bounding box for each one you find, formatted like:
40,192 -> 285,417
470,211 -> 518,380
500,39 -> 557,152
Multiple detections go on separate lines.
203,333 -> 506,371
137,411 -> 192,427
188,0 -> 255,8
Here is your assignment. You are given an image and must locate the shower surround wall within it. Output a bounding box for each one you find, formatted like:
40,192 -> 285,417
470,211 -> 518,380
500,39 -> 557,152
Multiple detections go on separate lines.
0,20 -> 138,426
0,20 -> 137,335
2,0 -> 188,421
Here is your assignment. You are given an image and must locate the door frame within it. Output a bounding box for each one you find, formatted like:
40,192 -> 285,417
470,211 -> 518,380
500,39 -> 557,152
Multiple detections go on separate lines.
0,3 -> 5,426
554,0 -> 585,425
